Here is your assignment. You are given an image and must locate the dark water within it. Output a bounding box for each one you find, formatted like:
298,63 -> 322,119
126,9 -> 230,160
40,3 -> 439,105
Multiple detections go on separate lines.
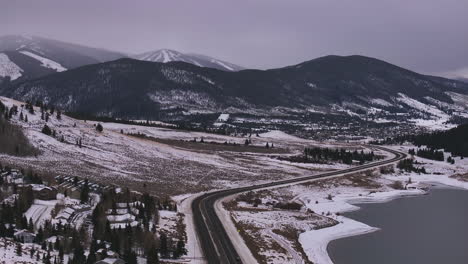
328,186 -> 468,264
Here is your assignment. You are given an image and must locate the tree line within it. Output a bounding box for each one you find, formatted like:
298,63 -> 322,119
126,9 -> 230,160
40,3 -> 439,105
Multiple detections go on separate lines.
279,147 -> 378,165
0,100 -> 39,156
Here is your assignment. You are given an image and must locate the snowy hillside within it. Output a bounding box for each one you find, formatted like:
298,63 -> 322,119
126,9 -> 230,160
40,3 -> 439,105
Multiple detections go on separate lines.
0,96 -> 339,196
19,50 -> 66,72
0,53 -> 23,80
4,55 -> 468,136
133,49 -> 244,71
0,35 -> 125,70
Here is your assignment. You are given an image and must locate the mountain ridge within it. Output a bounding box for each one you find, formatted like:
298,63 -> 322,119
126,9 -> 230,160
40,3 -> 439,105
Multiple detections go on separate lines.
2,55 -> 468,127
133,49 -> 244,71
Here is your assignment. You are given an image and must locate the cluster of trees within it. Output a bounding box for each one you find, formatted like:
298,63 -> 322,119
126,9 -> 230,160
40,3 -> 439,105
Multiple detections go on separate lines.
280,147 -> 378,164
41,125 -> 66,144
395,124 -> 468,158
397,159 -> 426,174
273,202 -> 302,211
66,111 -> 262,137
2,104 -> 19,121
0,101 -> 39,156
304,147 -> 377,164
27,100 -> 61,120
1,163 -> 186,263
0,166 -> 47,239
409,148 -> 444,161
0,186 -> 35,237
42,125 -> 82,146
408,148 -> 457,164
91,189 -> 185,263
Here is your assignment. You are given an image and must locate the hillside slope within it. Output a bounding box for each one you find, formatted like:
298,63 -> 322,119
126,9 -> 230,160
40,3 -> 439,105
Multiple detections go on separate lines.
133,49 -> 244,71
0,35 -> 126,84
2,55 -> 468,126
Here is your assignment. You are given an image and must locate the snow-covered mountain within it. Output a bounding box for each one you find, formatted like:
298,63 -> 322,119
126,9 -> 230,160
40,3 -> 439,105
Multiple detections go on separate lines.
133,49 -> 244,71
0,35 -> 126,68
4,55 -> 468,131
0,50 -> 65,82
0,35 -> 126,83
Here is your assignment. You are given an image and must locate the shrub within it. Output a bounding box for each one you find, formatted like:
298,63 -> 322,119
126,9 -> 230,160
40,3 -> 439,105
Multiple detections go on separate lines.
391,180 -> 404,190
96,123 -> 103,132
41,124 -> 52,136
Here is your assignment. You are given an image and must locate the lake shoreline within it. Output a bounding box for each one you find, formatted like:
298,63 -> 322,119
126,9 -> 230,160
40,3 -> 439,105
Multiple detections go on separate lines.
299,175 -> 468,264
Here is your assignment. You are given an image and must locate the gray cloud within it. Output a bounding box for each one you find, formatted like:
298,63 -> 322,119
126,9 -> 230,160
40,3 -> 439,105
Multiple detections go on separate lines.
1,0 -> 467,76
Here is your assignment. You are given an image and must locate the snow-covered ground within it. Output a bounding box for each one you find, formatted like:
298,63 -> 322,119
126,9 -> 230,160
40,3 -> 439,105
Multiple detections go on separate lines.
0,53 -> 23,80
0,237 -> 68,264
19,51 -> 66,72
24,199 -> 58,229
0,96 -> 356,196
174,193 -> 205,264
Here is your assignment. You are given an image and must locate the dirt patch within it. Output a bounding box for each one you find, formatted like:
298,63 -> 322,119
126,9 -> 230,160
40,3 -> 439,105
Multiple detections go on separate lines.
302,168 -> 382,189
232,218 -> 288,264
450,173 -> 468,182
272,227 -> 313,264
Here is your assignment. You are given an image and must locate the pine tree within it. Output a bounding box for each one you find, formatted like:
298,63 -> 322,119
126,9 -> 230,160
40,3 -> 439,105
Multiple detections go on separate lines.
41,125 -> 52,136
28,217 -> 34,231
147,247 -> 159,264
16,242 -> 22,256
30,246 -> 35,258
159,232 -> 168,258
85,250 -> 96,264
123,249 -> 137,264
80,179 -> 90,204
96,123 -> 103,132
70,243 -> 86,264
173,240 -> 187,259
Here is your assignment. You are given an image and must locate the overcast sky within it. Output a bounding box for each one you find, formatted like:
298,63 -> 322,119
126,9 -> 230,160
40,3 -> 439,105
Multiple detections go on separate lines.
1,0 -> 468,77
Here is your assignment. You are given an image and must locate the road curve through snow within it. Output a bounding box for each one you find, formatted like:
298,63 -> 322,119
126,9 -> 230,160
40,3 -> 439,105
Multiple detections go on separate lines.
192,146 -> 407,264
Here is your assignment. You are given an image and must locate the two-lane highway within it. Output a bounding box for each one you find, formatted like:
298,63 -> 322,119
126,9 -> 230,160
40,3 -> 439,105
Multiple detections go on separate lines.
192,146 -> 407,263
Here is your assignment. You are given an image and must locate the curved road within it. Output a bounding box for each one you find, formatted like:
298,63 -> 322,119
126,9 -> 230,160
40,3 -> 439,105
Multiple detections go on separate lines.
192,146 -> 407,264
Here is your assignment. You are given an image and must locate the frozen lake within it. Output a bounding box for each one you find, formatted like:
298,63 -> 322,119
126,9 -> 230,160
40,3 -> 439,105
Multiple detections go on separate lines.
328,186 -> 468,264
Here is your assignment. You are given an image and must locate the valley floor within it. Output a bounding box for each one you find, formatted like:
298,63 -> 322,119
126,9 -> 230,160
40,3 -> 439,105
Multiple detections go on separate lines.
0,96 -> 365,197
3,95 -> 468,264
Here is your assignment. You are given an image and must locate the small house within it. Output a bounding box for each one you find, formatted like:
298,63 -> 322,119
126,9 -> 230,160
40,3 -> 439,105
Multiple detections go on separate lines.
31,184 -> 58,200
14,230 -> 36,243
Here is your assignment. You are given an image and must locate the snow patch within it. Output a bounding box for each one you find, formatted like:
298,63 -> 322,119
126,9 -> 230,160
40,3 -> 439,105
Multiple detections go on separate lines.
19,50 -> 66,72
0,53 -> 23,80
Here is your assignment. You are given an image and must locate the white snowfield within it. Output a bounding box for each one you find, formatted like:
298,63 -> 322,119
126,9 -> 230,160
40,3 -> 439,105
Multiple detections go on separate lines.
0,237 -> 68,264
24,199 -> 58,229
19,50 -> 67,72
0,53 -> 23,80
133,48 -> 244,71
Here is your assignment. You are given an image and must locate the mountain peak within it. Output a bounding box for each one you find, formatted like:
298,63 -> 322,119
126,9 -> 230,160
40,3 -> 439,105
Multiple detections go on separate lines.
133,49 -> 244,72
